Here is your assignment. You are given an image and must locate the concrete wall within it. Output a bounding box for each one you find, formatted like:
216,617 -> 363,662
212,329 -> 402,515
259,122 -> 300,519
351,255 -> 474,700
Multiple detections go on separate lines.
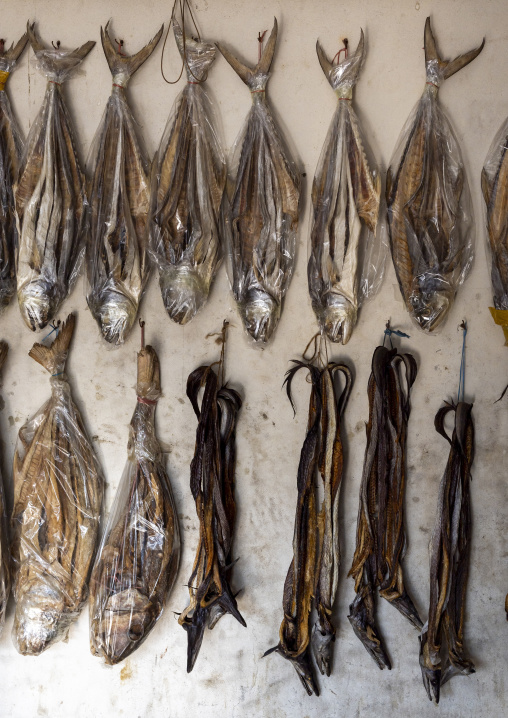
0,1 -> 507,716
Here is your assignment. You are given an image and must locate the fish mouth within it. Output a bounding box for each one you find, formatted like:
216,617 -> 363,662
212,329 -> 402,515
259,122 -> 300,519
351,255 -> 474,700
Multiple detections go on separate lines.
410,276 -> 453,332
13,580 -> 66,655
17,282 -> 56,331
241,290 -> 280,343
319,295 -> 357,344
92,291 -> 138,345
159,266 -> 208,325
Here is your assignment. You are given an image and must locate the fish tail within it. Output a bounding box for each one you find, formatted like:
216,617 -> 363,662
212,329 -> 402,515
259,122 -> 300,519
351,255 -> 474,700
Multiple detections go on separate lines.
424,17 -> 484,80
316,29 -> 364,88
28,312 -> 75,374
216,17 -> 278,87
4,26 -> 31,62
101,21 -> 164,78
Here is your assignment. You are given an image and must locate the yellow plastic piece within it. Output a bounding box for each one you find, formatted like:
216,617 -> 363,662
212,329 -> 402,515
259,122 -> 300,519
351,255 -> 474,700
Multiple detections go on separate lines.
0,70 -> 10,91
489,307 -> 508,346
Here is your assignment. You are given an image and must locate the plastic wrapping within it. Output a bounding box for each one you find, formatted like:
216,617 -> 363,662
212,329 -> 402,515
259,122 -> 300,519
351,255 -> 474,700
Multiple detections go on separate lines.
149,20 -> 226,325
481,117 -> 508,345
0,342 -> 9,635
308,32 -> 382,345
0,32 -> 29,307
87,23 -> 163,345
217,19 -> 301,344
386,18 -> 484,333
11,315 -> 104,655
14,25 -> 94,331
89,340 -> 180,664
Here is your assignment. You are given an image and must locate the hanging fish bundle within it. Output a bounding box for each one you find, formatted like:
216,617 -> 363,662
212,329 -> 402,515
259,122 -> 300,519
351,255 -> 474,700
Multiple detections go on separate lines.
419,401 -> 475,704
150,19 -> 226,325
11,314 -> 104,655
265,354 -> 352,695
308,32 -> 381,344
0,341 -> 9,635
386,18 -> 484,333
217,19 -> 301,343
87,22 -> 163,345
14,24 -> 94,332
348,342 -> 422,669
89,328 -> 180,664
0,30 -> 29,307
178,326 -> 245,672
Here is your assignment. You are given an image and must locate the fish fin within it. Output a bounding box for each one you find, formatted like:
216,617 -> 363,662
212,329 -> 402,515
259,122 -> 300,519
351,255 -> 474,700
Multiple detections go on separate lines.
256,17 -> 278,75
0,341 -> 8,370
481,168 -> 492,209
71,39 -> 96,62
424,17 -> 484,80
4,27 -> 31,62
101,21 -> 163,77
26,22 -> 44,53
443,40 -> 485,80
316,39 -> 333,80
215,42 -> 253,85
28,313 -> 76,374
181,605 -> 207,673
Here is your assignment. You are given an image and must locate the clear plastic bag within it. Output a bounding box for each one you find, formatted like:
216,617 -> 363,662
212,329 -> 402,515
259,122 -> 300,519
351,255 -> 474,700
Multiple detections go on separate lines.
11,315 -> 104,655
0,341 -> 9,635
89,340 -> 180,665
149,20 -> 226,326
217,19 -> 301,344
86,23 -> 163,346
386,18 -> 484,333
14,25 -> 94,332
308,32 -> 383,345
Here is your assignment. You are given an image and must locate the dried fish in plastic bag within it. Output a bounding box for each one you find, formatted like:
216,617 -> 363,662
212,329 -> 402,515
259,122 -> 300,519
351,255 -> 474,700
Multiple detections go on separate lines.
0,341 -> 9,634
150,20 -> 226,325
11,314 -> 104,655
419,401 -> 475,704
308,32 -> 382,344
0,30 -> 29,307
87,22 -> 163,345
265,353 -> 352,695
348,342 -> 422,669
89,331 -> 180,664
217,19 -> 301,343
15,24 -> 94,331
386,18 -> 484,333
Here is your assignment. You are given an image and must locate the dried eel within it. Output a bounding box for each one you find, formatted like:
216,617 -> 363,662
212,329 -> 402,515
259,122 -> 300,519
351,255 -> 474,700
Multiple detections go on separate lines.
265,356 -> 352,695
89,332 -> 180,664
150,19 -> 226,325
0,341 -> 9,633
308,32 -> 381,344
348,344 -> 422,669
419,401 -> 475,704
0,31 -> 29,307
15,24 -> 94,331
87,22 -> 163,345
10,314 -> 104,655
217,19 -> 301,343
386,18 -> 484,332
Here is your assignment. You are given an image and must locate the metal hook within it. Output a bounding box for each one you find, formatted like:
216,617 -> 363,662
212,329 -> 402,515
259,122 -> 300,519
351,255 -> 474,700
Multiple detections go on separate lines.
52,40 -> 61,50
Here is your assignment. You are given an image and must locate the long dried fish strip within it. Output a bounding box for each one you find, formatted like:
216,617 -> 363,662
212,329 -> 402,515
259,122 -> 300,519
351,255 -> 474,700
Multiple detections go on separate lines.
11,314 -> 104,655
0,341 -> 9,633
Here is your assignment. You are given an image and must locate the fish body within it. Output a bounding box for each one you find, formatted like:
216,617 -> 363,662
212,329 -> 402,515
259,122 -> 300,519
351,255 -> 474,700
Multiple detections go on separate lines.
386,18 -> 484,332
87,22 -> 163,344
15,24 -> 94,331
217,19 -> 301,343
0,342 -> 9,634
308,32 -> 380,344
150,20 -> 225,325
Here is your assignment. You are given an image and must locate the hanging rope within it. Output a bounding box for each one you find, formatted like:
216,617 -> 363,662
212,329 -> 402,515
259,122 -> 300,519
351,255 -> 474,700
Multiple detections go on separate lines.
383,320 -> 410,348
160,0 -> 206,85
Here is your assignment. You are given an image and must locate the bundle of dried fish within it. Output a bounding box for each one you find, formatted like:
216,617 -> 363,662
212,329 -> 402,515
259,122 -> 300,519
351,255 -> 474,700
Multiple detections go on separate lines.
15,24 -> 94,331
89,327 -> 180,664
179,325 -> 245,671
87,22 -> 163,344
348,342 -> 422,669
217,19 -> 301,343
150,20 -> 226,325
0,341 -> 9,634
386,18 -> 484,332
11,314 -> 104,655
419,401 -> 475,703
308,32 -> 381,344
482,120 -> 508,345
0,31 -> 29,307
265,355 -> 352,695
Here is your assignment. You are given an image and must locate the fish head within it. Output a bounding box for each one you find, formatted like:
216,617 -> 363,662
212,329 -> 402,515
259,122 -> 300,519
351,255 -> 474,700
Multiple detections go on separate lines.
311,620 -> 334,676
320,294 -> 357,344
18,281 -> 56,331
411,274 -> 454,332
159,266 -> 207,325
242,289 -> 280,343
95,292 -> 137,345
13,579 -> 66,655
94,588 -> 155,664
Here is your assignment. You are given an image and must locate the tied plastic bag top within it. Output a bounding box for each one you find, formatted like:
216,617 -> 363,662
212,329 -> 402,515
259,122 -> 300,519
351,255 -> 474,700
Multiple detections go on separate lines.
482,119 -> 508,345
87,22 -> 163,345
14,23 -> 95,332
10,314 -> 104,655
150,19 -> 226,326
217,18 -> 301,344
386,17 -> 484,333
0,342 -> 9,635
89,336 -> 180,665
308,31 -> 382,345
0,30 -> 30,308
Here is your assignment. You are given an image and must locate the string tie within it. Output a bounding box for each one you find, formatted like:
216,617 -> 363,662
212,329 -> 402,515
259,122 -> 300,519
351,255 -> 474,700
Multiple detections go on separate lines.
457,320 -> 467,403
137,397 -> 158,406
52,372 -> 64,377
43,323 -> 60,341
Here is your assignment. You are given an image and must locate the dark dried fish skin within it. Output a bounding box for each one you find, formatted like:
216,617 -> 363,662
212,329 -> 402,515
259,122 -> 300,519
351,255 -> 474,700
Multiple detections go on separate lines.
0,342 -> 9,634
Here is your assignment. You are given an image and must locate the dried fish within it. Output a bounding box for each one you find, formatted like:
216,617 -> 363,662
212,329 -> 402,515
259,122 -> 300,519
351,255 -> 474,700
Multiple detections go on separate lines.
419,401 -> 475,704
0,341 -> 9,634
178,325 -> 245,671
87,22 -> 163,344
90,329 -> 180,664
11,314 -> 104,655
15,24 -> 94,331
265,353 -> 352,695
308,32 -> 381,344
150,19 -> 226,325
216,19 -> 301,343
0,31 -> 29,307
386,18 -> 484,332
348,343 -> 422,669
